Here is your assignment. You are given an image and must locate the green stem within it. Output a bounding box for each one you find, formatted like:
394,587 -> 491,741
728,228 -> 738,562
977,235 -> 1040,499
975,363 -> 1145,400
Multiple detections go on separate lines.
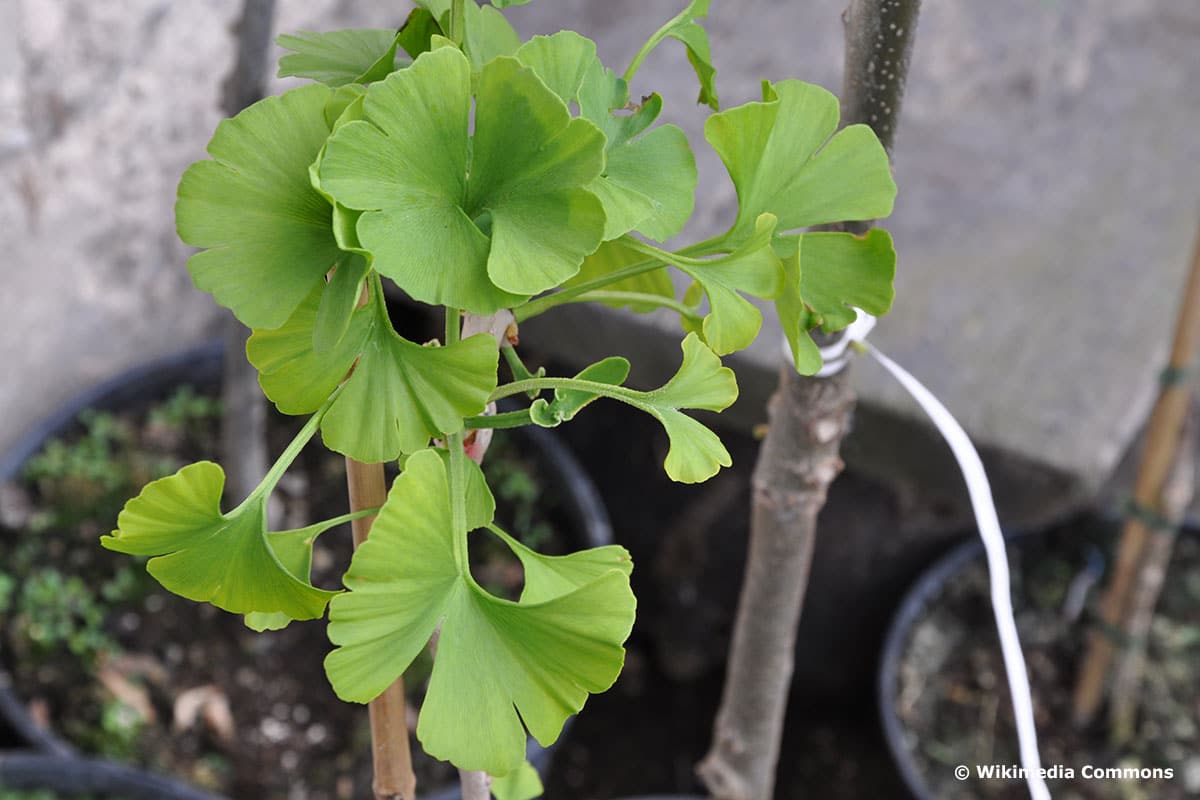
490,376 -> 643,406
619,234 -> 716,268
514,258 -> 663,321
561,290 -> 702,321
285,506 -> 382,538
445,308 -> 469,571
512,236 -> 729,323
465,408 -> 534,430
449,0 -> 466,46
624,4 -> 691,84
230,386 -> 342,515
501,344 -> 538,382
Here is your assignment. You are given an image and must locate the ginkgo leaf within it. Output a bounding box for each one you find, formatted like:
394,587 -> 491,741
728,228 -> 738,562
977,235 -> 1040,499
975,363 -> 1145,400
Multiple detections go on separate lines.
244,519 -> 352,632
521,334 -> 737,483
276,29 -> 403,87
705,80 -> 896,245
640,334 -> 739,482
325,450 -> 635,776
100,462 -> 336,620
414,0 -> 522,72
670,15 -> 718,110
490,760 -> 543,800
312,253 -> 370,354
565,239 -> 675,312
529,357 -> 631,427
319,46 -> 606,313
674,213 -> 783,355
774,241 -> 822,376
517,33 -> 697,241
488,524 -> 632,605
248,285 -> 499,462
629,0 -> 718,109
397,8 -> 442,59
774,230 -> 896,374
799,229 -> 896,331
177,84 -> 345,329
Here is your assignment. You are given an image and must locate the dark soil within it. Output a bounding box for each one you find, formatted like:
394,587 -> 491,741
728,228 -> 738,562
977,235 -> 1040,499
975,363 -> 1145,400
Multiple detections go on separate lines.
539,386 -> 913,799
890,521 -> 1200,799
0,386 -> 568,800
2,338 -> 935,800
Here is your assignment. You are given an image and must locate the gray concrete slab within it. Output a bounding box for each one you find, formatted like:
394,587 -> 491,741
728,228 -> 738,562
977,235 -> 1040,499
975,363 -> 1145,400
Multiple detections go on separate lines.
2,0 -> 1197,528
507,0 -> 1200,525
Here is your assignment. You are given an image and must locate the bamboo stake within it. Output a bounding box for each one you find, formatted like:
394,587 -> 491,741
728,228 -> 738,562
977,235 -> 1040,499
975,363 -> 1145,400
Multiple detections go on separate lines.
1107,415 -> 1194,743
1073,222 -> 1200,725
346,457 -> 417,800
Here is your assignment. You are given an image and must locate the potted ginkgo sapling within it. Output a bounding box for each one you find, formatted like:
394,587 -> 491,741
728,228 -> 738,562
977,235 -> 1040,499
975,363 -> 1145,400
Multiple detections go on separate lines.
99,0 -> 898,797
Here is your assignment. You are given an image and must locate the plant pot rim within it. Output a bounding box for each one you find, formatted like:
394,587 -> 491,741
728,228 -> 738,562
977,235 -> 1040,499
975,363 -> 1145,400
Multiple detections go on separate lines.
0,342 -> 610,798
878,525 -> 1198,800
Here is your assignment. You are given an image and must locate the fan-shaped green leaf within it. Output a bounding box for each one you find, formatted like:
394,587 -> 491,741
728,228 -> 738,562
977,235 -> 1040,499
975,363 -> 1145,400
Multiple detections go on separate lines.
177,84 -> 344,329
325,450 -> 635,776
526,334 -> 736,483
276,29 -> 403,87
319,46 -> 606,313
628,0 -> 718,109
100,462 -> 336,620
248,285 -> 499,462
488,525 -> 632,605
490,760 -> 543,800
397,9 -> 442,59
705,80 -> 895,244
641,334 -> 739,482
517,33 -> 697,241
414,0 -> 522,72
775,230 -> 896,374
674,213 -> 783,355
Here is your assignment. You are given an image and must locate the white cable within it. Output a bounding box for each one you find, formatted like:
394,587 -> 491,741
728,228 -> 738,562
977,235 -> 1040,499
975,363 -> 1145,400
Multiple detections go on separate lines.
864,342 -> 1051,800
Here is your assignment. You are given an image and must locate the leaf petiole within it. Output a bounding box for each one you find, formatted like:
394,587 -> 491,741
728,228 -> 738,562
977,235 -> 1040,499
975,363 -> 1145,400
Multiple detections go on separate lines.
229,384 -> 344,516
501,344 -> 541,385
624,3 -> 694,84
464,408 -> 534,430
284,506 -> 382,539
512,237 -> 727,323
445,307 -> 470,572
554,290 -> 703,322
490,376 -> 641,408
449,0 -> 466,46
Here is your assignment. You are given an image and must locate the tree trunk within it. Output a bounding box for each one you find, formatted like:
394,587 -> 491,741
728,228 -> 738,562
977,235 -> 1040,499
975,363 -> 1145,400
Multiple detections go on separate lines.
697,2 -> 921,798
697,369 -> 853,800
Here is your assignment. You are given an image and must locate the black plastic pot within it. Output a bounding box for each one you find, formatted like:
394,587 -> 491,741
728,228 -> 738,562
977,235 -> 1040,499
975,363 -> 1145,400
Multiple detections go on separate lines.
877,535 -> 986,800
0,753 -> 222,799
0,342 -> 613,798
878,527 -> 1198,800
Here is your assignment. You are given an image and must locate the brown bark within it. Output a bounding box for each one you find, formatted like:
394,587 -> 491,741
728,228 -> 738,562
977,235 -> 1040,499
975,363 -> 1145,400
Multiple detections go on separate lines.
697,369 -> 854,800
698,3 -> 920,798
1073,223 -> 1200,725
346,458 -> 417,800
